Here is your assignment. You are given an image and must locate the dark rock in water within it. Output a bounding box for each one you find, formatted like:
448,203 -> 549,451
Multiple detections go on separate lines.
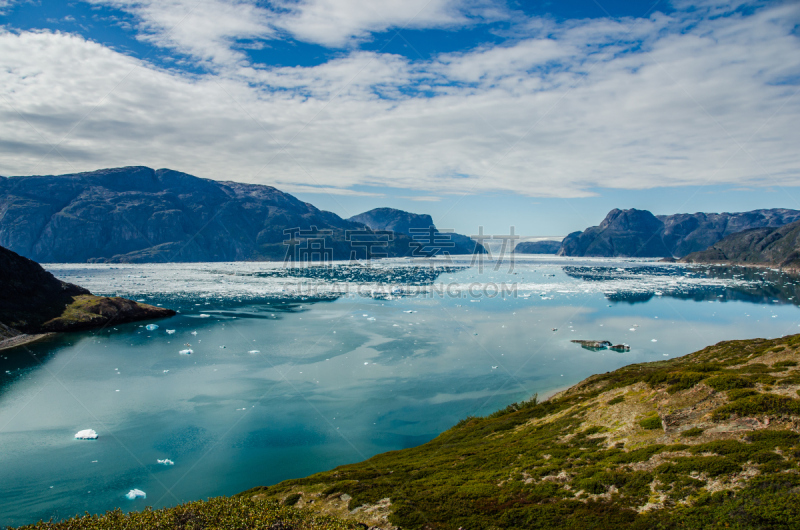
0,167 -> 459,263
571,340 -> 612,351
0,244 -> 174,334
514,240 -> 562,254
559,208 -> 800,258
610,344 -> 630,352
348,207 -> 484,256
682,219 -> 800,269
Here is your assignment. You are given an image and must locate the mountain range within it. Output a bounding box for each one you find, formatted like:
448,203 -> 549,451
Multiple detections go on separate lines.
558,208 -> 800,258
0,167 -> 479,263
682,219 -> 800,269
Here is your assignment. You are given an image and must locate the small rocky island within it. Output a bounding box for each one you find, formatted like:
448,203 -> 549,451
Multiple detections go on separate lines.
572,339 -> 630,352
0,245 -> 175,350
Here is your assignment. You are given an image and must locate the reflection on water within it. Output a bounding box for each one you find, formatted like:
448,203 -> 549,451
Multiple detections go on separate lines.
1,258 -> 799,526
564,264 -> 800,306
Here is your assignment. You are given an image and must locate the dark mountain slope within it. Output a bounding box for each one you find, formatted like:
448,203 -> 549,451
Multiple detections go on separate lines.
0,245 -> 174,335
559,208 -> 800,258
0,167 -> 372,263
682,219 -> 800,268
348,207 -> 482,256
558,208 -> 672,257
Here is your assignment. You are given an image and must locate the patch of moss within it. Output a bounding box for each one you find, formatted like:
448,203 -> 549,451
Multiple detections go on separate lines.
681,427 -> 704,438
712,393 -> 800,421
608,395 -> 624,405
639,416 -> 663,430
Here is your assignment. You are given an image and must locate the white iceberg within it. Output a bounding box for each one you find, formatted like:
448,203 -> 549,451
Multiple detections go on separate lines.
191,331 -> 198,335
248,350 -> 260,354
125,489 -> 146,500
166,329 -> 176,334
157,459 -> 174,466
74,429 -> 98,440
199,314 -> 211,318
403,310 -> 417,313
179,349 -> 193,355
145,324 -> 159,331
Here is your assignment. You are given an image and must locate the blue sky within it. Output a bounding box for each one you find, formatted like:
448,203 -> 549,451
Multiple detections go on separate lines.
1,0 -> 799,235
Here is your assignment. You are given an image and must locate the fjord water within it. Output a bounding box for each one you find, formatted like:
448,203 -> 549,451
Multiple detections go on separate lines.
2,257 -> 800,526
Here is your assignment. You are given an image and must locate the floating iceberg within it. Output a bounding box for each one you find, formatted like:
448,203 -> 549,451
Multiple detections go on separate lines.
157,459 -> 174,466
199,314 -> 211,318
403,310 -> 417,313
145,324 -> 159,331
179,349 -> 193,355
248,350 -> 260,354
74,429 -> 98,440
191,331 -> 198,335
125,489 -> 146,500
166,329 -> 176,334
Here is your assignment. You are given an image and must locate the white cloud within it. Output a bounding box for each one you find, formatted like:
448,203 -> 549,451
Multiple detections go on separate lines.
273,0 -> 506,48
0,3 -> 798,199
85,0 -> 508,64
85,0 -> 277,66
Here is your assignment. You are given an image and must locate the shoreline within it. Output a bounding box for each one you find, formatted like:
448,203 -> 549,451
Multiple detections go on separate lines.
682,259 -> 800,274
0,332 -> 56,352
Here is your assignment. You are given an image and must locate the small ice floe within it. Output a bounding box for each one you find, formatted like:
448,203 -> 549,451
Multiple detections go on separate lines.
651,339 -> 658,342
362,314 -> 368,317
157,459 -> 174,466
367,317 -> 376,321
364,362 -> 369,365
163,370 -> 169,373
191,331 -> 198,336
125,489 -> 146,500
248,350 -> 260,354
492,366 -> 497,369
219,345 -> 226,349
179,349 -> 193,355
403,310 -> 417,313
199,314 -> 210,318
166,330 -> 176,335
74,429 -> 98,440
145,324 -> 159,331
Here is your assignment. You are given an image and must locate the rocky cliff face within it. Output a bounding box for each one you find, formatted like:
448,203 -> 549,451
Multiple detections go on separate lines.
558,208 -> 672,257
0,245 -> 174,334
559,208 -> 800,258
348,207 -> 482,256
0,167 -> 384,263
682,219 -> 800,268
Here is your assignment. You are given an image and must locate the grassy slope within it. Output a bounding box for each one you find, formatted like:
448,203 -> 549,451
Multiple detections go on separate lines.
14,334 -> 800,530
245,334 -> 800,529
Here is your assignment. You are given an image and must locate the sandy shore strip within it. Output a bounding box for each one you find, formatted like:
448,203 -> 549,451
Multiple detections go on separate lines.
0,333 -> 56,352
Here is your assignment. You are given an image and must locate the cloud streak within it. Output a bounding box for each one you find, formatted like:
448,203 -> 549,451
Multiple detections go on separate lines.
0,1 -> 798,199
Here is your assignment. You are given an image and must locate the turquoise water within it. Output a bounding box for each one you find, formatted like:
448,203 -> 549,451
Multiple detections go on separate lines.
1,257 -> 800,526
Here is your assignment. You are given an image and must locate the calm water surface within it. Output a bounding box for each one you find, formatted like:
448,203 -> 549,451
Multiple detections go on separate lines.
1,257 -> 799,526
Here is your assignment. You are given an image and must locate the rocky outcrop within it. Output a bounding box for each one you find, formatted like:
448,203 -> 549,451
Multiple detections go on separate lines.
0,167 -> 446,263
558,208 -> 672,257
347,207 -> 483,256
559,208 -> 800,258
0,245 -> 174,336
682,219 -> 800,269
514,240 -> 562,254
